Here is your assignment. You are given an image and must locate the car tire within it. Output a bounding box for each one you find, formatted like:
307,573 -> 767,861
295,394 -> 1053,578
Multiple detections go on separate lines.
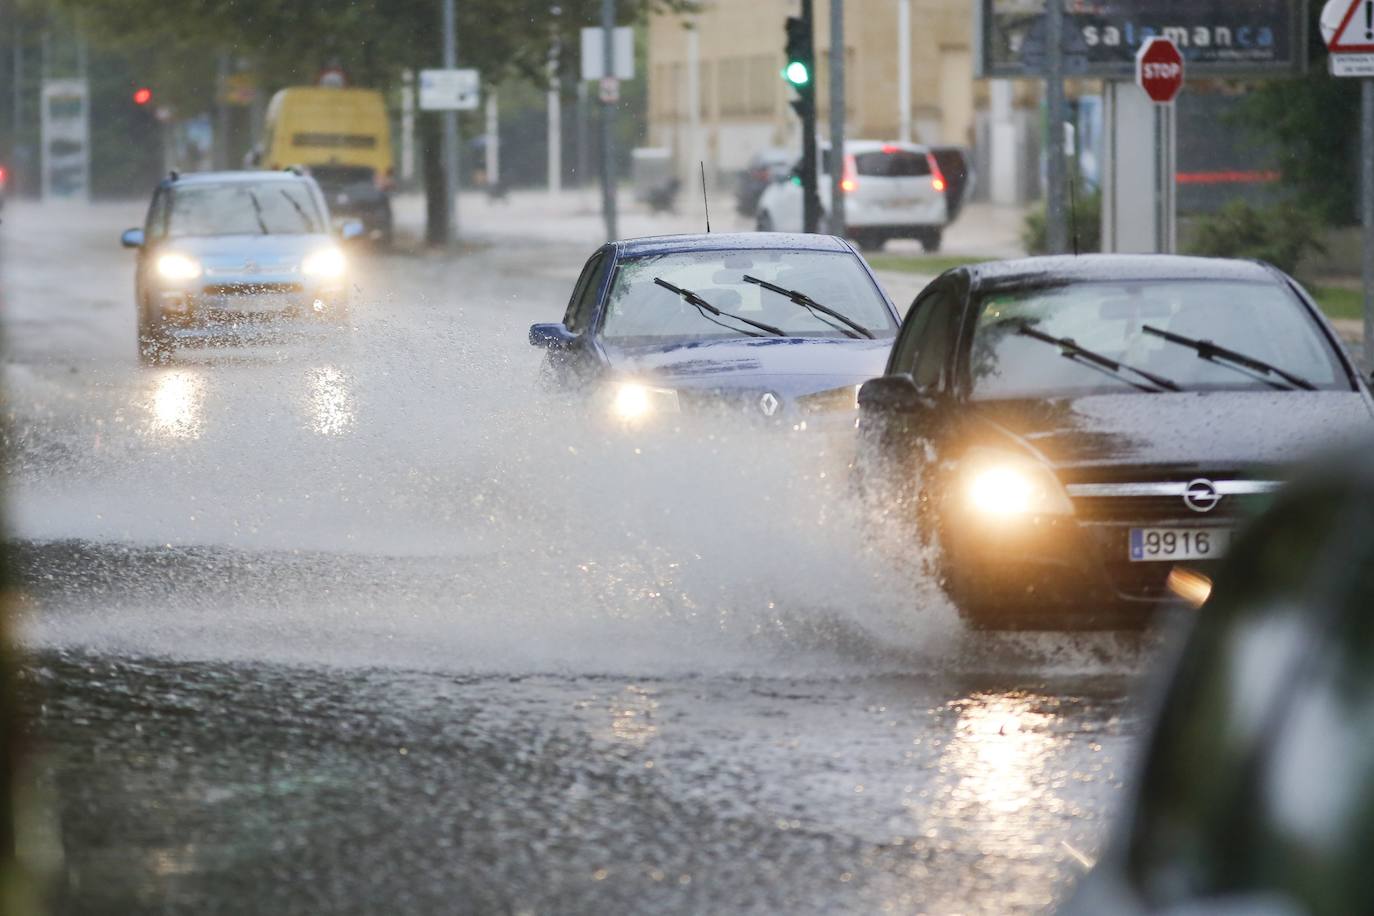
756,212 -> 774,233
137,304 -> 170,365
919,229 -> 944,253
854,232 -> 886,252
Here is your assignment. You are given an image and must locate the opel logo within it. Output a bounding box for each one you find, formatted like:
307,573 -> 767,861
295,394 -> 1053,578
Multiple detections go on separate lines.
1183,479 -> 1222,513
759,392 -> 780,417
243,259 -> 259,274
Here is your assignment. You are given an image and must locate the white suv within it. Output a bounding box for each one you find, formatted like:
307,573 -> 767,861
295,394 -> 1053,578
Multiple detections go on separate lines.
755,140 -> 951,252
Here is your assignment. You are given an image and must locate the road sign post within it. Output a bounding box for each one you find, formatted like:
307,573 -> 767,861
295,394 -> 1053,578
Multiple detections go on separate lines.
1324,0 -> 1374,370
1136,37 -> 1183,254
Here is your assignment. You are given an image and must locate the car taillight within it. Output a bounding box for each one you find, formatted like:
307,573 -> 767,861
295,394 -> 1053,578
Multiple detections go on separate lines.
841,153 -> 858,193
0,166 -> 7,188
928,153 -> 947,193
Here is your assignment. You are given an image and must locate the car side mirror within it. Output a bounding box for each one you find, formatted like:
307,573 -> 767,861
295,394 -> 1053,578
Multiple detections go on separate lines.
339,219 -> 366,241
529,322 -> 578,349
121,228 -> 145,249
858,375 -> 934,413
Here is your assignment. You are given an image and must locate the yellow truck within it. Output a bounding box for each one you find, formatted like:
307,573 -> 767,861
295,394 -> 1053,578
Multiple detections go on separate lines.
259,87 -> 394,242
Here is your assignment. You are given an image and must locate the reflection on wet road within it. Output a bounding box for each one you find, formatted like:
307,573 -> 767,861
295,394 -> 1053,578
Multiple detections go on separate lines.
6,202 -> 1153,914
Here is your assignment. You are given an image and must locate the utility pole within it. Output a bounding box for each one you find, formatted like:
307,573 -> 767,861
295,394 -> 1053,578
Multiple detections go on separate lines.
1364,79 -> 1374,372
829,0 -> 846,238
600,0 -> 618,241
897,0 -> 911,143
548,5 -> 562,196
441,0 -> 460,247
1044,0 -> 1069,254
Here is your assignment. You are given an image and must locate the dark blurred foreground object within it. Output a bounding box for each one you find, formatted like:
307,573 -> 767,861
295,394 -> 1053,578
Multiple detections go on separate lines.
1062,444 -> 1374,915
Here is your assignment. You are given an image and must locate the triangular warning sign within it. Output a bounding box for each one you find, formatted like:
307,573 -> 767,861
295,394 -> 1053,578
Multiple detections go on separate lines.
1327,0 -> 1374,53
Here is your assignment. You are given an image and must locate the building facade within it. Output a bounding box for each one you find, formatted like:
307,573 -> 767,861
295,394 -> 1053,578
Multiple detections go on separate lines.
646,0 -> 1045,204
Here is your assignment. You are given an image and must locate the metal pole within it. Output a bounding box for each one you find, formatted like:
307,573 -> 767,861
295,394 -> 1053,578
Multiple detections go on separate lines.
897,0 -> 911,143
548,8 -> 561,195
215,52 -> 230,170
600,0 -> 617,241
687,21 -> 701,190
576,80 -> 589,188
800,0 -> 821,234
829,0 -> 846,237
1044,0 -> 1068,254
486,90 -> 500,185
441,0 -> 460,247
1363,79 -> 1374,372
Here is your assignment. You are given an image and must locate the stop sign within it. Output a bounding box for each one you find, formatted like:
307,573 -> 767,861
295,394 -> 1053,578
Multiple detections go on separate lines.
1137,37 -> 1185,104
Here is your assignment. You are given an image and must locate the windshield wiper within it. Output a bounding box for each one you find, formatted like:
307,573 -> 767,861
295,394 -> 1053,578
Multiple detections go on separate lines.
741,275 -> 874,340
279,189 -> 313,229
653,278 -> 786,338
1017,323 -> 1182,394
1142,324 -> 1317,391
246,190 -> 270,235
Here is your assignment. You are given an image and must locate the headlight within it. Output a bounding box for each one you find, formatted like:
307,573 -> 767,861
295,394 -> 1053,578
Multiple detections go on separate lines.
302,247 -> 347,279
961,447 -> 1073,518
610,381 -> 680,421
156,253 -> 202,280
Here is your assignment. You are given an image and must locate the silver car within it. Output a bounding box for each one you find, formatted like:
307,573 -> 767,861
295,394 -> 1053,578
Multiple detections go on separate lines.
120,170 -> 362,362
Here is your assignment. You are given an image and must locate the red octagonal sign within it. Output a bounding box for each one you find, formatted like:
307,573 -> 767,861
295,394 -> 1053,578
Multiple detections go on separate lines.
1137,37 -> 1185,105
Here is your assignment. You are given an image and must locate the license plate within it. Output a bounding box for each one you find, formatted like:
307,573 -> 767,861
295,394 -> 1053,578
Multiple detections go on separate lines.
1130,527 -> 1231,562
882,197 -> 920,209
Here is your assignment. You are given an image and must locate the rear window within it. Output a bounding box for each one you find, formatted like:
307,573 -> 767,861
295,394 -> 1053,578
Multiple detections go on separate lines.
292,132 -> 377,149
854,151 -> 931,178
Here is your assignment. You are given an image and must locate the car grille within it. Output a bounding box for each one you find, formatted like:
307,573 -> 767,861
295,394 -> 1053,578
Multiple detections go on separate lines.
1071,492 -> 1273,523
203,283 -> 303,296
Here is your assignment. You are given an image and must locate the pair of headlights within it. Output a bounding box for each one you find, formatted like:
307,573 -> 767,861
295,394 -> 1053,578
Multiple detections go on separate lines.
155,248 -> 347,282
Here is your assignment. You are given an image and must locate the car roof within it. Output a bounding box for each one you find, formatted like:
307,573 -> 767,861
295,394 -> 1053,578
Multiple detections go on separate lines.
162,170 -> 313,188
613,232 -> 853,258
961,254 -> 1280,290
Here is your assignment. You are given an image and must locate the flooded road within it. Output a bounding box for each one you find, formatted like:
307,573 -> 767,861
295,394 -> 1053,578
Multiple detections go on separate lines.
6,200 -> 1155,914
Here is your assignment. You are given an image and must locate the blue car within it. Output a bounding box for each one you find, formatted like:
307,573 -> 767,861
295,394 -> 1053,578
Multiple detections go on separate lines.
120,170 -> 363,363
529,233 -> 900,427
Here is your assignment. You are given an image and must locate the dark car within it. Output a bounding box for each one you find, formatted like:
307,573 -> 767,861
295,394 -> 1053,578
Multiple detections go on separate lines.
1061,444 -> 1374,915
529,233 -> 899,427
854,255 -> 1374,630
307,164 -> 394,245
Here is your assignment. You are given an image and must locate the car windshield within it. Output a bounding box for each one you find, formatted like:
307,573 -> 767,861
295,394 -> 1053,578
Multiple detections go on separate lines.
164,183 -> 324,237
969,280 -> 1348,399
600,249 -> 894,344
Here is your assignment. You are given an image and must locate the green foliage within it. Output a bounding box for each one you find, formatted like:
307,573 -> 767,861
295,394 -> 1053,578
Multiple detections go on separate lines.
1185,200 -> 1325,275
1237,5 -> 1360,225
51,0 -> 699,117
1022,181 -> 1102,255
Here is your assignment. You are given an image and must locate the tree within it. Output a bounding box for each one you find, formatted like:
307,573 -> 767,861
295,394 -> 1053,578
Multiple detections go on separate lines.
51,0 -> 699,239
1239,4 -> 1360,225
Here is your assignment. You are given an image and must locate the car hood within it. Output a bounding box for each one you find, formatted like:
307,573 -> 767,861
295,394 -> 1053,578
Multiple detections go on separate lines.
971,391 -> 1374,475
604,336 -> 892,398
159,234 -> 335,271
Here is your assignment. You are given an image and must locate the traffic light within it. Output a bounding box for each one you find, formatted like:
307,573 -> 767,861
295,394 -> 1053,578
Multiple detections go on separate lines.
783,17 -> 812,88
132,87 -> 152,106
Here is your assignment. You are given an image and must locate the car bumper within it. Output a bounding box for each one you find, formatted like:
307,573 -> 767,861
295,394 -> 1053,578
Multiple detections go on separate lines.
940,513 -> 1228,627
150,277 -> 348,324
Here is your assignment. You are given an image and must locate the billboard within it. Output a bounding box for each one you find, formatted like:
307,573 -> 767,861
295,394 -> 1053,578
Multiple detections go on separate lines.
977,1 -> 1308,79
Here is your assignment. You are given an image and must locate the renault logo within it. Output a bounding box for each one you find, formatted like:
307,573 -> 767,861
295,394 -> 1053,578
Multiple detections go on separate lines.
1183,479 -> 1222,513
759,392 -> 780,417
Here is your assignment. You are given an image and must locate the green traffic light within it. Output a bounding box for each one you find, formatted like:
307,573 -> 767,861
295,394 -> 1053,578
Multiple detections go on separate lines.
783,61 -> 810,86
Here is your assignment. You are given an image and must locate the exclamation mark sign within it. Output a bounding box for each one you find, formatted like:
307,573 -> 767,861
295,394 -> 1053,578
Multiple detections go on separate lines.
1366,0 -> 1372,40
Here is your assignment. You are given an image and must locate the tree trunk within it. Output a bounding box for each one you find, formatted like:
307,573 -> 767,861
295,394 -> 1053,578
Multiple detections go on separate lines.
420,113 -> 448,246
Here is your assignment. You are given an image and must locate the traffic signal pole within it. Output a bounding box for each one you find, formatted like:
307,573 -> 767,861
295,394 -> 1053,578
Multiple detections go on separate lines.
785,0 -> 821,234
828,0 -> 846,238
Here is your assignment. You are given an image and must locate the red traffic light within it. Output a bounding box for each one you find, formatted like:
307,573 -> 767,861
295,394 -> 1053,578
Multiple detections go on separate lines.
133,87 -> 152,105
